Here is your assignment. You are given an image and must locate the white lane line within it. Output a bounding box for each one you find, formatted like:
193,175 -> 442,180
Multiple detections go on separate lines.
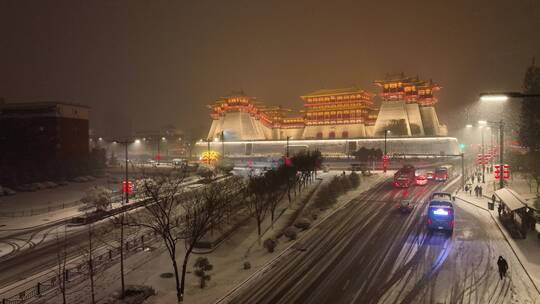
342,279 -> 350,291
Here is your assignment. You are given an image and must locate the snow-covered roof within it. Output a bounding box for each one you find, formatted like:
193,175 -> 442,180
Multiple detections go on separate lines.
494,188 -> 528,211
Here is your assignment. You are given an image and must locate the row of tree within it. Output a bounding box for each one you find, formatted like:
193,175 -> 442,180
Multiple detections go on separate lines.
67,150 -> 322,303
245,150 -> 323,244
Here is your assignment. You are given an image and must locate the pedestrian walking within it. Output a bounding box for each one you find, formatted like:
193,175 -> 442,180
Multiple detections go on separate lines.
479,186 -> 483,197
497,256 -> 508,280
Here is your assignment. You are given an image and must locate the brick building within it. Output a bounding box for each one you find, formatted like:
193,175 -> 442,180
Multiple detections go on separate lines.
0,101 -> 90,185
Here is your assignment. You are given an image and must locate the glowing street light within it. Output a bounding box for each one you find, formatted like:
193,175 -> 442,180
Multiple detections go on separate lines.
479,92 -> 540,102
134,139 -> 141,144
479,94 -> 508,102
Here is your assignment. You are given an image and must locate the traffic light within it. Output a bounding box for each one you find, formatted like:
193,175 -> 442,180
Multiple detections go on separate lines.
156,153 -> 161,161
122,181 -> 133,194
459,143 -> 465,150
494,164 -> 501,180
503,164 -> 510,180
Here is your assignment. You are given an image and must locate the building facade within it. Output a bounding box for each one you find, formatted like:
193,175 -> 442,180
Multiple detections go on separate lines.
0,102 -> 90,185
206,74 -> 447,142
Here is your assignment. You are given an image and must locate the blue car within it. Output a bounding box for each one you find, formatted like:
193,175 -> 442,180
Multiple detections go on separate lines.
427,199 -> 454,235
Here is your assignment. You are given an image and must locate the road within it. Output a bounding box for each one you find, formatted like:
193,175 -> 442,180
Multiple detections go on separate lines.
228,178 -> 539,304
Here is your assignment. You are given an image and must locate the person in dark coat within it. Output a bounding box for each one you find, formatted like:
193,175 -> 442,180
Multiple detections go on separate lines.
497,256 -> 508,280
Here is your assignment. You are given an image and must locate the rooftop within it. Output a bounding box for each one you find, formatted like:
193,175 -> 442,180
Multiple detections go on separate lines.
301,87 -> 373,98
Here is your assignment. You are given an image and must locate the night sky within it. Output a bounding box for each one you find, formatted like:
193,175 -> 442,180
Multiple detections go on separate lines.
1,0 -> 539,138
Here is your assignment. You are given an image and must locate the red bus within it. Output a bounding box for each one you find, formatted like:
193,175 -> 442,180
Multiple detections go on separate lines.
393,165 -> 416,188
434,165 -> 452,182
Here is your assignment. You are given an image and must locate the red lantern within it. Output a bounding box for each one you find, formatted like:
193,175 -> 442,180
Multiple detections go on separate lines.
494,164 -> 501,180
503,164 -> 510,180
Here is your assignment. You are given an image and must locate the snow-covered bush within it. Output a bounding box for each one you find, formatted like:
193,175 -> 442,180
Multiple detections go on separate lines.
283,227 -> 298,240
349,171 -> 360,188
81,186 -> 112,212
263,238 -> 277,253
194,257 -> 213,288
294,217 -> 311,230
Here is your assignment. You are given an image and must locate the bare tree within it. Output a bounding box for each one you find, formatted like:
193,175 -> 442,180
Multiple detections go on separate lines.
134,170 -> 188,303
245,175 -> 270,244
177,181 -> 230,301
264,169 -> 287,228
54,227 -> 69,304
77,222 -> 97,304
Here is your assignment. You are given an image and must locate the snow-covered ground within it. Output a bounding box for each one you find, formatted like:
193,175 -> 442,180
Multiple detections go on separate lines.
31,172 -> 383,304
0,178 -> 111,213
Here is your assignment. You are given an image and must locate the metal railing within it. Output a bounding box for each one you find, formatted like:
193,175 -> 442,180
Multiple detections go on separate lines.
1,231 -> 159,304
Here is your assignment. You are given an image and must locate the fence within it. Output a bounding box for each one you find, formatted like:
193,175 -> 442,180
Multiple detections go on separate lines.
1,231 -> 159,304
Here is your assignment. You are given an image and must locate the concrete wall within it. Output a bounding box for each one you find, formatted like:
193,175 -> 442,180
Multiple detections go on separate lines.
194,137 -> 460,158
373,101 -> 412,136
405,103 -> 425,136
302,123 -> 366,139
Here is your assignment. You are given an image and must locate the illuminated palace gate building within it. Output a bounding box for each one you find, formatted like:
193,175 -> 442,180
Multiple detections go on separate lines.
202,73 -> 456,157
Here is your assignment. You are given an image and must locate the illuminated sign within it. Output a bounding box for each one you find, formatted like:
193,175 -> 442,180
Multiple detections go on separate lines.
433,208 -> 449,216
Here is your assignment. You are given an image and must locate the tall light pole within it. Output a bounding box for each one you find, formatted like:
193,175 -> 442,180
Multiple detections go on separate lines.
112,139 -> 133,298
221,131 -> 225,159
480,125 -> 485,183
286,136 -> 290,158
478,91 -> 540,189
384,129 -> 390,156
498,120 -> 504,189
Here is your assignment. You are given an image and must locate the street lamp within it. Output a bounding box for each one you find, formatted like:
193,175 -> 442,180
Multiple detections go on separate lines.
480,92 -> 540,101
111,138 -> 134,297
477,91 -> 540,189
384,129 -> 390,156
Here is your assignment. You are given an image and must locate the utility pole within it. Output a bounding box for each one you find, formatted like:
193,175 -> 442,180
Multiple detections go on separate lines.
384,130 -> 388,156
499,120 -> 504,189
481,127 -> 485,183
286,136 -> 290,158
461,153 -> 465,190
157,137 -> 161,165
112,139 -> 132,298
221,131 -> 225,159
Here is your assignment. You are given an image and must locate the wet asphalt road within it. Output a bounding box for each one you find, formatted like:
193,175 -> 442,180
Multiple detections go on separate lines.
229,178 -> 539,304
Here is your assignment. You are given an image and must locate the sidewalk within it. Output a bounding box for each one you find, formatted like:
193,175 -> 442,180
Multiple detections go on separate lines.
455,190 -> 540,293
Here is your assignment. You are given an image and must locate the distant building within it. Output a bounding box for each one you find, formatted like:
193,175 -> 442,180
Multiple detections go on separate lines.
373,73 -> 447,137
206,73 -> 447,141
0,101 -> 90,185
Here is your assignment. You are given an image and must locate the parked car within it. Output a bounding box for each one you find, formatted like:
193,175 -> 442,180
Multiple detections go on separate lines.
4,187 -> 16,195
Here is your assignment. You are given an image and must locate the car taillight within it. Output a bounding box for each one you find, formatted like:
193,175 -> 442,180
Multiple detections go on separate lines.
427,218 -> 432,225
450,219 -> 454,228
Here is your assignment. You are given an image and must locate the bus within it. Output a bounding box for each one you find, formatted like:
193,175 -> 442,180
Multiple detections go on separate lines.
427,192 -> 455,235
393,165 -> 416,188
434,165 -> 452,182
